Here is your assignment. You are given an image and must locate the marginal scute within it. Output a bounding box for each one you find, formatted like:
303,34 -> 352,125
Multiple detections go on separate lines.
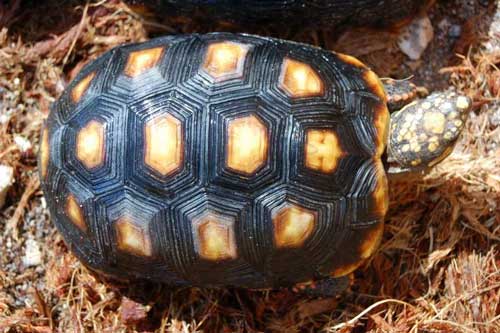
372,160 -> 389,217
66,194 -> 86,232
144,114 -> 183,176
124,47 -> 164,77
115,217 -> 152,257
76,120 -> 106,170
71,72 -> 95,103
272,203 -> 316,248
192,212 -> 237,261
305,129 -> 343,173
40,127 -> 50,179
359,221 -> 384,259
336,52 -> 366,69
331,261 -> 362,278
202,41 -> 249,81
363,70 -> 387,104
280,58 -> 324,98
226,114 -> 268,175
374,103 -> 390,156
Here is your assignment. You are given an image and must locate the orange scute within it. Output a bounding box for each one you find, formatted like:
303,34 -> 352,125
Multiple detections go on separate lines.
144,114 -> 183,175
115,217 -> 152,257
71,72 -> 95,103
280,58 -> 324,98
226,114 -> 268,175
272,203 -> 316,248
66,194 -> 86,232
305,129 -> 343,173
193,212 -> 237,261
202,42 -> 249,81
76,120 -> 106,169
124,47 -> 164,77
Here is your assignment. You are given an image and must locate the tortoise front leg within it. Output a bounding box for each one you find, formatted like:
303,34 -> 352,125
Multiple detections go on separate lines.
291,275 -> 351,298
387,91 -> 472,174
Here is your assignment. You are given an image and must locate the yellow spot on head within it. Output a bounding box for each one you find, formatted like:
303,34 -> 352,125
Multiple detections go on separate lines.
411,159 -> 421,166
202,42 -> 249,81
456,96 -> 470,110
273,203 -> 316,248
71,72 -> 95,103
280,58 -> 324,98
66,194 -> 86,232
76,120 -> 105,169
428,142 -> 439,152
124,47 -> 164,77
115,217 -> 152,257
144,114 -> 183,175
423,111 -> 446,134
226,114 -> 268,175
305,129 -> 343,173
40,127 -> 50,179
194,213 -> 237,261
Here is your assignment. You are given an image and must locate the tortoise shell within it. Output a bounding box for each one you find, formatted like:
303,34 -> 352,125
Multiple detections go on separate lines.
40,33 -> 389,289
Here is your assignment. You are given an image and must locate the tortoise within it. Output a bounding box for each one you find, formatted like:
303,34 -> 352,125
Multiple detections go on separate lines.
39,33 -> 471,296
127,0 -> 434,30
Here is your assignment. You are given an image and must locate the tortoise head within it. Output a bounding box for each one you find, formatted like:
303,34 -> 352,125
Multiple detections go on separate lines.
387,91 -> 472,174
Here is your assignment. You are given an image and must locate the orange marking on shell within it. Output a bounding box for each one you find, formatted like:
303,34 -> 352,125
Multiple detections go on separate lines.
305,129 -> 344,173
39,127 -> 50,179
71,72 -> 95,103
193,213 -> 237,261
359,221 -> 384,259
336,52 -> 366,68
144,114 -> 183,176
226,114 -> 268,175
66,194 -> 86,232
373,160 -> 389,217
76,120 -> 106,169
115,217 -> 152,257
364,70 -> 387,103
331,261 -> 362,278
374,103 -> 390,156
280,58 -> 324,98
202,41 -> 249,81
124,47 -> 164,77
272,203 -> 316,248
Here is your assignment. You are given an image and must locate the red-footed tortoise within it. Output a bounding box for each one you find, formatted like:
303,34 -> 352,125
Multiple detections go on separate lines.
39,33 -> 471,296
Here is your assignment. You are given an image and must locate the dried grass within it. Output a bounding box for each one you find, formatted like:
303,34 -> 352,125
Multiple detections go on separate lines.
0,1 -> 499,332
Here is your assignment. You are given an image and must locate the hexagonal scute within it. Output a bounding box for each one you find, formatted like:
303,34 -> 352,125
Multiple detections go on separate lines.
305,129 -> 344,173
115,216 -> 152,257
202,41 -> 249,82
279,58 -> 324,98
124,47 -> 164,78
192,211 -> 237,261
65,194 -> 86,232
144,114 -> 183,176
272,203 -> 316,248
76,120 -> 106,170
226,114 -> 268,175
